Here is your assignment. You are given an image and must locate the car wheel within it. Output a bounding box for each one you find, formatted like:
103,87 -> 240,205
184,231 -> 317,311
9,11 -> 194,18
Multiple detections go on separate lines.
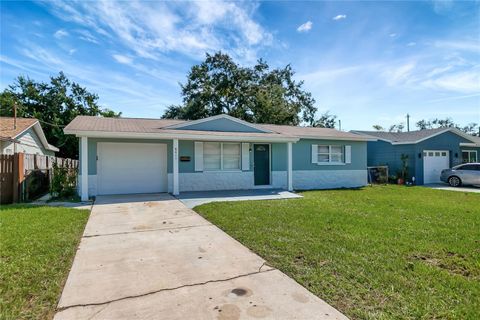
448,176 -> 461,187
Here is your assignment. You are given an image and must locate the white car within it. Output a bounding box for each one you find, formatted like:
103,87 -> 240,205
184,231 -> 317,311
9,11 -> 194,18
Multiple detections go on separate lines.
440,163 -> 480,187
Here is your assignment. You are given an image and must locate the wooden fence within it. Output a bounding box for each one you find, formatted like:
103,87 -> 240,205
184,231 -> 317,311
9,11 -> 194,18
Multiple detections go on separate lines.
0,153 -> 78,204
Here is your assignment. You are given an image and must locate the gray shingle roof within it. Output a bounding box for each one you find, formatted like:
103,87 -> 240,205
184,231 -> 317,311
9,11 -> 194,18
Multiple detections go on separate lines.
65,115 -> 369,141
353,127 -> 479,144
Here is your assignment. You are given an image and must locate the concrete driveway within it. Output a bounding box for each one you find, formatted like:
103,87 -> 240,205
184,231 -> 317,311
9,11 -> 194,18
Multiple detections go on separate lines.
425,183 -> 480,193
55,193 -> 347,320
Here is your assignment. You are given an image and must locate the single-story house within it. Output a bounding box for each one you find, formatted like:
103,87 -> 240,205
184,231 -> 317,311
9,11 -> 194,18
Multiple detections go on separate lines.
352,128 -> 480,184
64,114 -> 372,200
0,117 -> 59,156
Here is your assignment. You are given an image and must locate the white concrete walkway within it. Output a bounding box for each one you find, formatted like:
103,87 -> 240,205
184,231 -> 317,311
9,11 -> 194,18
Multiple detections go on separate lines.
54,193 -> 347,320
176,189 -> 302,208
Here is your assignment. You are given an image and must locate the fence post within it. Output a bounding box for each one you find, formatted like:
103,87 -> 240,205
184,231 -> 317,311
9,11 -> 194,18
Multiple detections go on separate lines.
12,153 -> 24,203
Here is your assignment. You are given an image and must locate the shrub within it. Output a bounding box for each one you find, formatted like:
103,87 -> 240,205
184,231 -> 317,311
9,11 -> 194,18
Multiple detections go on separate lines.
50,162 -> 77,199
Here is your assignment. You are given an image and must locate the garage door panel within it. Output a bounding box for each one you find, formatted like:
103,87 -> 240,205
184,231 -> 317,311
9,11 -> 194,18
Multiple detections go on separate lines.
423,150 -> 449,184
98,143 -> 167,195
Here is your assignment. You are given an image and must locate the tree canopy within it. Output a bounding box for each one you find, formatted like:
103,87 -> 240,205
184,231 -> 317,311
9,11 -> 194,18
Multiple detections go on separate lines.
0,72 -> 120,158
372,117 -> 478,136
162,52 -> 326,126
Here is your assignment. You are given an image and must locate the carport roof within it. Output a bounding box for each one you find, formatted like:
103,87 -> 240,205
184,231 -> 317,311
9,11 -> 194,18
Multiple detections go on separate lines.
65,115 -> 371,141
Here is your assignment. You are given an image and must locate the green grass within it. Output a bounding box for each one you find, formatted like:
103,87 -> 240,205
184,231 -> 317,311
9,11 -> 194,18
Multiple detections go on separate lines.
0,205 -> 89,320
195,186 -> 480,319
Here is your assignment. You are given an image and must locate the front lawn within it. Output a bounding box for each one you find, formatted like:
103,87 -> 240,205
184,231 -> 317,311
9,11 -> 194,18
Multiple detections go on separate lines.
195,186 -> 480,319
0,205 -> 89,320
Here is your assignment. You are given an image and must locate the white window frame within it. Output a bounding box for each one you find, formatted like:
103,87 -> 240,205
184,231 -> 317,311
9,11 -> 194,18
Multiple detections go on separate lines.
203,142 -> 241,171
317,145 -> 345,165
462,150 -> 477,163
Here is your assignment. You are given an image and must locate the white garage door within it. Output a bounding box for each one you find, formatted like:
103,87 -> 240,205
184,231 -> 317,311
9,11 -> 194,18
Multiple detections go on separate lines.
423,150 -> 449,184
97,142 -> 168,195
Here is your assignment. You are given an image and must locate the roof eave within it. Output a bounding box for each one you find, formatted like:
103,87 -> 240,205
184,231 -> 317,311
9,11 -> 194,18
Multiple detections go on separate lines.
297,135 -> 376,142
64,129 -> 300,143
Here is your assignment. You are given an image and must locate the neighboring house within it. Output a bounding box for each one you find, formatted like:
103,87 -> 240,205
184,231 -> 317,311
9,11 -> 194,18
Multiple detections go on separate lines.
64,114 -> 372,200
352,128 -> 480,185
0,117 -> 59,156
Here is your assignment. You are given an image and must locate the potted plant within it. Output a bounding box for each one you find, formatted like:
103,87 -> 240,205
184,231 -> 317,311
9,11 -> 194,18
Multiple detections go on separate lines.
397,154 -> 409,185
396,171 -> 404,185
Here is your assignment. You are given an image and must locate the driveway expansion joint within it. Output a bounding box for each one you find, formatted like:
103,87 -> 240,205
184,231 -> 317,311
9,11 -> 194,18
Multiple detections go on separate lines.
82,223 -> 213,238
56,267 -> 276,313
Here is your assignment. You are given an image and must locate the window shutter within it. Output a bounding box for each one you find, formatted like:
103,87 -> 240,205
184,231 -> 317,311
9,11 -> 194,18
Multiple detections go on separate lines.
345,145 -> 352,164
194,142 -> 203,171
241,143 -> 250,171
311,144 -> 318,164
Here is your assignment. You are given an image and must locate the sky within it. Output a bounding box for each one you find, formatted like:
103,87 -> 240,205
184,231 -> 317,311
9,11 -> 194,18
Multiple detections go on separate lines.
1,0 -> 479,131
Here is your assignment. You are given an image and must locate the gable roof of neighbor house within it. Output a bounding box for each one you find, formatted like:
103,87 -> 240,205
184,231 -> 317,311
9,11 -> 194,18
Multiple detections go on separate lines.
0,117 -> 59,152
352,127 -> 480,146
64,114 -> 371,142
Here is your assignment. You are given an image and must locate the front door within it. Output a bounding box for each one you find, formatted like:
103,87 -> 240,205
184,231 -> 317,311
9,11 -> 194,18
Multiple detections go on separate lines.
254,144 -> 270,185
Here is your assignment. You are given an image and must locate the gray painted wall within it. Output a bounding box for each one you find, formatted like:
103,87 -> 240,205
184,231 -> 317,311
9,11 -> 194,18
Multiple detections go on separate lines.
174,118 -> 265,133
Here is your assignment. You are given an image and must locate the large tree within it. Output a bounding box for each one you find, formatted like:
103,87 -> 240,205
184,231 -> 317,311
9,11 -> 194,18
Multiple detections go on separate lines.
162,52 -> 319,126
0,72 -> 120,158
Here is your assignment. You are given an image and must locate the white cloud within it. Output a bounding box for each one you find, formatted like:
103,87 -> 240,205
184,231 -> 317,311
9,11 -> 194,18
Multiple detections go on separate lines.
434,40 -> 480,53
54,29 -> 69,39
112,54 -> 133,65
389,33 -> 397,38
76,29 -> 99,44
383,62 -> 416,86
42,0 -> 272,62
407,42 -> 416,46
332,15 -> 346,21
422,70 -> 480,94
297,21 -> 313,33
68,48 -> 77,55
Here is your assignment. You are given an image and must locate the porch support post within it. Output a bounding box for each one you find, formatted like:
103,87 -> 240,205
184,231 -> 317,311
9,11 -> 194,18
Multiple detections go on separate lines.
287,142 -> 293,191
80,136 -> 89,201
173,139 -> 179,195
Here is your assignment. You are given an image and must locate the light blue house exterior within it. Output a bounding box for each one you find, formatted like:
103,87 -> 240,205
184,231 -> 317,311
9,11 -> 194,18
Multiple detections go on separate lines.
65,114 -> 371,200
353,128 -> 480,185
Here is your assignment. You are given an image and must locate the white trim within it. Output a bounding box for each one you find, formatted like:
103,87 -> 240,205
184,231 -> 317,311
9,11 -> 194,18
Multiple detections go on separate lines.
287,142 -> 293,191
311,144 -> 318,164
345,145 -> 352,164
194,142 -> 203,171
173,139 -> 179,195
241,143 -> 250,171
460,142 -> 480,147
163,114 -> 274,133
299,135 -> 374,142
68,130 -> 299,143
80,136 -> 88,201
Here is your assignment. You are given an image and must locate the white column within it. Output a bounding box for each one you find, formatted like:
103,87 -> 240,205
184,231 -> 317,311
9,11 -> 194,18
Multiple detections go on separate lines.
80,136 -> 89,201
287,142 -> 293,191
173,139 -> 179,195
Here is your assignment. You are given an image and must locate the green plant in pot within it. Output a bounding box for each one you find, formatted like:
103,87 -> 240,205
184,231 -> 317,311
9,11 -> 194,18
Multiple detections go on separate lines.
397,154 -> 409,185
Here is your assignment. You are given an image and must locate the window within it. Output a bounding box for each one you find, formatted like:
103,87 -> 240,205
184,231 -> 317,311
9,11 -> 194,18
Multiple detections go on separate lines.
204,142 -> 241,171
317,145 -> 344,163
462,150 -> 477,163
204,142 -> 221,170
223,143 -> 241,170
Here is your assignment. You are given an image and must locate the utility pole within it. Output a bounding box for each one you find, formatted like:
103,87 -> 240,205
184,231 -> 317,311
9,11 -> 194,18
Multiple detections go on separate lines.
13,102 -> 17,130
406,113 -> 410,132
